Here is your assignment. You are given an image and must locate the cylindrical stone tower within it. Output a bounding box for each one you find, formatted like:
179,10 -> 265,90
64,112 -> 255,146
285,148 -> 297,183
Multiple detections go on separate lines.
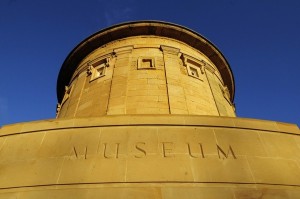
0,21 -> 299,199
56,21 -> 235,118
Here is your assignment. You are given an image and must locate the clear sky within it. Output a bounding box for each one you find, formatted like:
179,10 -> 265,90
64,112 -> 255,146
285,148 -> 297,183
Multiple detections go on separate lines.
0,0 -> 299,127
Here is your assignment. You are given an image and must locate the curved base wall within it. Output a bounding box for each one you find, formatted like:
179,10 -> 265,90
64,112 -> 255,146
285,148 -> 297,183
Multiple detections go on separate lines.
0,115 -> 299,198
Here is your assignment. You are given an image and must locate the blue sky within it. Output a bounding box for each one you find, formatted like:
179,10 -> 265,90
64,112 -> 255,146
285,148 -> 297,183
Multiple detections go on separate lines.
0,0 -> 299,127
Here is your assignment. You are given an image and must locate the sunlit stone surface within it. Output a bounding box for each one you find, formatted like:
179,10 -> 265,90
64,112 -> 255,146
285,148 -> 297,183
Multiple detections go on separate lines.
0,21 -> 299,198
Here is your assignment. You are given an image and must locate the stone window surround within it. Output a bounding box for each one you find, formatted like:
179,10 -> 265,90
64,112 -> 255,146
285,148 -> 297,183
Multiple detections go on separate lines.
87,62 -> 106,81
74,45 -> 224,85
86,57 -> 111,82
181,54 -> 205,81
137,57 -> 156,70
187,64 -> 201,79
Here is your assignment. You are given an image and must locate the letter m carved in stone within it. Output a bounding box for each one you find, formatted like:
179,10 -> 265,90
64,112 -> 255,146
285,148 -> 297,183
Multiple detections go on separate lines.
216,145 -> 237,159
69,146 -> 88,160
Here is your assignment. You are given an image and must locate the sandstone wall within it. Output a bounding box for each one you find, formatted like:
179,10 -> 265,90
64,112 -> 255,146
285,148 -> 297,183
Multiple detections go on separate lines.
57,37 -> 235,118
0,116 -> 299,198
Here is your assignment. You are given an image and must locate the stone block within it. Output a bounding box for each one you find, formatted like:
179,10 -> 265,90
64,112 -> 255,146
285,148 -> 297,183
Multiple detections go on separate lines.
234,118 -> 279,132
0,157 -> 63,188
20,119 -> 74,134
86,187 -> 162,199
0,123 -> 23,135
0,192 -> 19,199
276,122 -> 300,134
204,156 -> 254,183
0,132 -> 45,162
247,157 -> 300,185
126,155 -> 194,181
157,126 -> 216,155
161,187 -> 234,199
38,128 -> 100,158
20,188 -> 89,199
259,132 -> 300,159
170,108 -> 189,114
107,108 -> 126,115
184,115 -> 235,127
214,128 -> 267,157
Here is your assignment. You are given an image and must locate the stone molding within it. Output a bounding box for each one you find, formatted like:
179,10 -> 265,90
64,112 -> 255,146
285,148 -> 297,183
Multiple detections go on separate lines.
1,115 -> 299,136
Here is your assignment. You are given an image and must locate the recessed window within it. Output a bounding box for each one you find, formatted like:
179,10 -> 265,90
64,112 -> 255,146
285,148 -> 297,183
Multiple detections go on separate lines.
93,64 -> 106,78
142,59 -> 152,68
187,64 -> 202,80
181,54 -> 205,81
189,66 -> 199,78
88,61 -> 107,82
138,57 -> 155,69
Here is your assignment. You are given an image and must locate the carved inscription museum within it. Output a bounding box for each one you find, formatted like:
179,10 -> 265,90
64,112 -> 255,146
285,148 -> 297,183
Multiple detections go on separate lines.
0,21 -> 299,198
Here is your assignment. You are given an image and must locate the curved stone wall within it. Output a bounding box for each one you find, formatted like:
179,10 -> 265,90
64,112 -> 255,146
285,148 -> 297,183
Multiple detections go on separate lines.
0,115 -> 299,198
57,37 -> 235,118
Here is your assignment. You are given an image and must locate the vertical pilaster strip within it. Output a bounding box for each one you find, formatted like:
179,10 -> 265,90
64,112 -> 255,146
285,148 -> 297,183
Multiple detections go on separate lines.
73,73 -> 87,118
107,46 -> 133,115
205,69 -> 221,116
160,45 -> 188,114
